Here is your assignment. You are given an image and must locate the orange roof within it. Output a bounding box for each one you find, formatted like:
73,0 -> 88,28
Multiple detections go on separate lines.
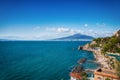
70,72 -> 82,79
94,71 -> 119,79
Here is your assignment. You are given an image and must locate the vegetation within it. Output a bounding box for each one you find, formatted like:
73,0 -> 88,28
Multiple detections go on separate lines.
115,61 -> 120,78
89,44 -> 98,48
88,30 -> 120,77
90,32 -> 120,54
105,78 -> 111,80
81,72 -> 87,80
93,38 -> 102,44
102,36 -> 120,54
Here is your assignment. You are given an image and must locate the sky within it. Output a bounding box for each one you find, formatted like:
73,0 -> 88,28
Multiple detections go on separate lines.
0,0 -> 120,40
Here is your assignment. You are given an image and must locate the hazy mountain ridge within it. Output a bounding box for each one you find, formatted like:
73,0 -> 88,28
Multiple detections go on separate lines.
0,34 -> 94,41
53,34 -> 94,41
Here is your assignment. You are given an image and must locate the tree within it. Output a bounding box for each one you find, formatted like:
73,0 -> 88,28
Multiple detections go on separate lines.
115,61 -> 120,78
105,78 -> 111,80
81,72 -> 87,80
93,38 -> 101,43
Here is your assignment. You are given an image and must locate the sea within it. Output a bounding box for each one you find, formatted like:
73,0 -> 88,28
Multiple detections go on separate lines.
0,41 -> 100,80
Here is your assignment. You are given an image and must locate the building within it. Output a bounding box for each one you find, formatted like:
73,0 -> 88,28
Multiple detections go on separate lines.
70,73 -> 82,80
70,66 -> 83,80
94,68 -> 119,80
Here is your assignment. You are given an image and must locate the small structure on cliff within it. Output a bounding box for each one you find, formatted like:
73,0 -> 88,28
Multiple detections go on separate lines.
94,68 -> 119,80
70,65 -> 83,80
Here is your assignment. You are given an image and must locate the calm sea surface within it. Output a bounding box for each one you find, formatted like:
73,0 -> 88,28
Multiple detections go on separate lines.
0,41 -> 99,80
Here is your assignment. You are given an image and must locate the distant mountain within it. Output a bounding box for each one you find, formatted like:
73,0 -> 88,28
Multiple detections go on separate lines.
53,34 -> 94,41
0,39 -> 11,41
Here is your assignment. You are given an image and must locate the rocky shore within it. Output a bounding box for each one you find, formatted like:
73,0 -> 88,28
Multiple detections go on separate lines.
79,42 -> 110,70
74,30 -> 120,80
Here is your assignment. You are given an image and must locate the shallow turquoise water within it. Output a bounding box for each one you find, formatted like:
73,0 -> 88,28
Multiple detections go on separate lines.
108,54 -> 120,61
0,41 -> 99,80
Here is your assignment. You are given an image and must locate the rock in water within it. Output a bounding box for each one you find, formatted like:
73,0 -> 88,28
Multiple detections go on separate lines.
78,58 -> 87,64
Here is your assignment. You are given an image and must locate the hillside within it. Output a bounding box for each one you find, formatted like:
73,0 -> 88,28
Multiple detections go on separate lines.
53,34 -> 94,41
90,30 -> 120,54
84,30 -> 120,78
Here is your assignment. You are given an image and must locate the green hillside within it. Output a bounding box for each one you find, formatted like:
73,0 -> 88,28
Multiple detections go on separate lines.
88,30 -> 120,78
91,30 -> 120,55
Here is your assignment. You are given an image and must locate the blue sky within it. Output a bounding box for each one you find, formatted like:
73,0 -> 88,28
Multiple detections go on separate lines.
0,0 -> 120,40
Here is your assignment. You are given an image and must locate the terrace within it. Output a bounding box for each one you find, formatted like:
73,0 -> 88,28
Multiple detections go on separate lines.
94,68 -> 119,80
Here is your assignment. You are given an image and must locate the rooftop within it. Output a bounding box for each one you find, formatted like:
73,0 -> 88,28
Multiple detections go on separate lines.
70,73 -> 82,79
94,68 -> 119,79
71,65 -> 83,73
70,65 -> 83,79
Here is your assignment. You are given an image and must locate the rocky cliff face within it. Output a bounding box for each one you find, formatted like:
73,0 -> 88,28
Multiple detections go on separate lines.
114,30 -> 120,37
114,30 -> 120,48
82,30 -> 120,54
82,41 -> 97,50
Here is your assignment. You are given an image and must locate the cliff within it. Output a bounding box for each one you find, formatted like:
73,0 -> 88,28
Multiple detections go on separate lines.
83,30 -> 120,54
82,30 -> 120,78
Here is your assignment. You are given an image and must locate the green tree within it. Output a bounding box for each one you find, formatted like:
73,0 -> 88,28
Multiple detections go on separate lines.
81,72 -> 87,80
115,61 -> 120,78
93,38 -> 101,43
105,78 -> 111,80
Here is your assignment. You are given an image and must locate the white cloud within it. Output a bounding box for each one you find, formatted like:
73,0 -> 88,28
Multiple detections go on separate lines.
57,27 -> 70,33
83,30 -> 113,38
96,23 -> 106,27
46,27 -> 83,35
46,27 -> 70,33
84,24 -> 88,27
33,26 -> 40,31
0,23 -> 117,40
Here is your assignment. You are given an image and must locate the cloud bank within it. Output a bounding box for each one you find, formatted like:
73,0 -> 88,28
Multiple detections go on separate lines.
0,23 -> 117,40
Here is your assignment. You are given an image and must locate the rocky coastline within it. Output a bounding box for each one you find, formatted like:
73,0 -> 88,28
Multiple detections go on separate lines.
71,30 -> 120,80
79,43 -> 109,70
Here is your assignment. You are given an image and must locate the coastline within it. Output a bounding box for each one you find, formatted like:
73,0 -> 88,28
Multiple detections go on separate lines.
70,30 -> 120,80
82,45 -> 109,70
76,30 -> 120,80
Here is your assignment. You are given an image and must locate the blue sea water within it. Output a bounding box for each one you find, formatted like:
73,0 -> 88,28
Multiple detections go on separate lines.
0,41 -> 99,80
